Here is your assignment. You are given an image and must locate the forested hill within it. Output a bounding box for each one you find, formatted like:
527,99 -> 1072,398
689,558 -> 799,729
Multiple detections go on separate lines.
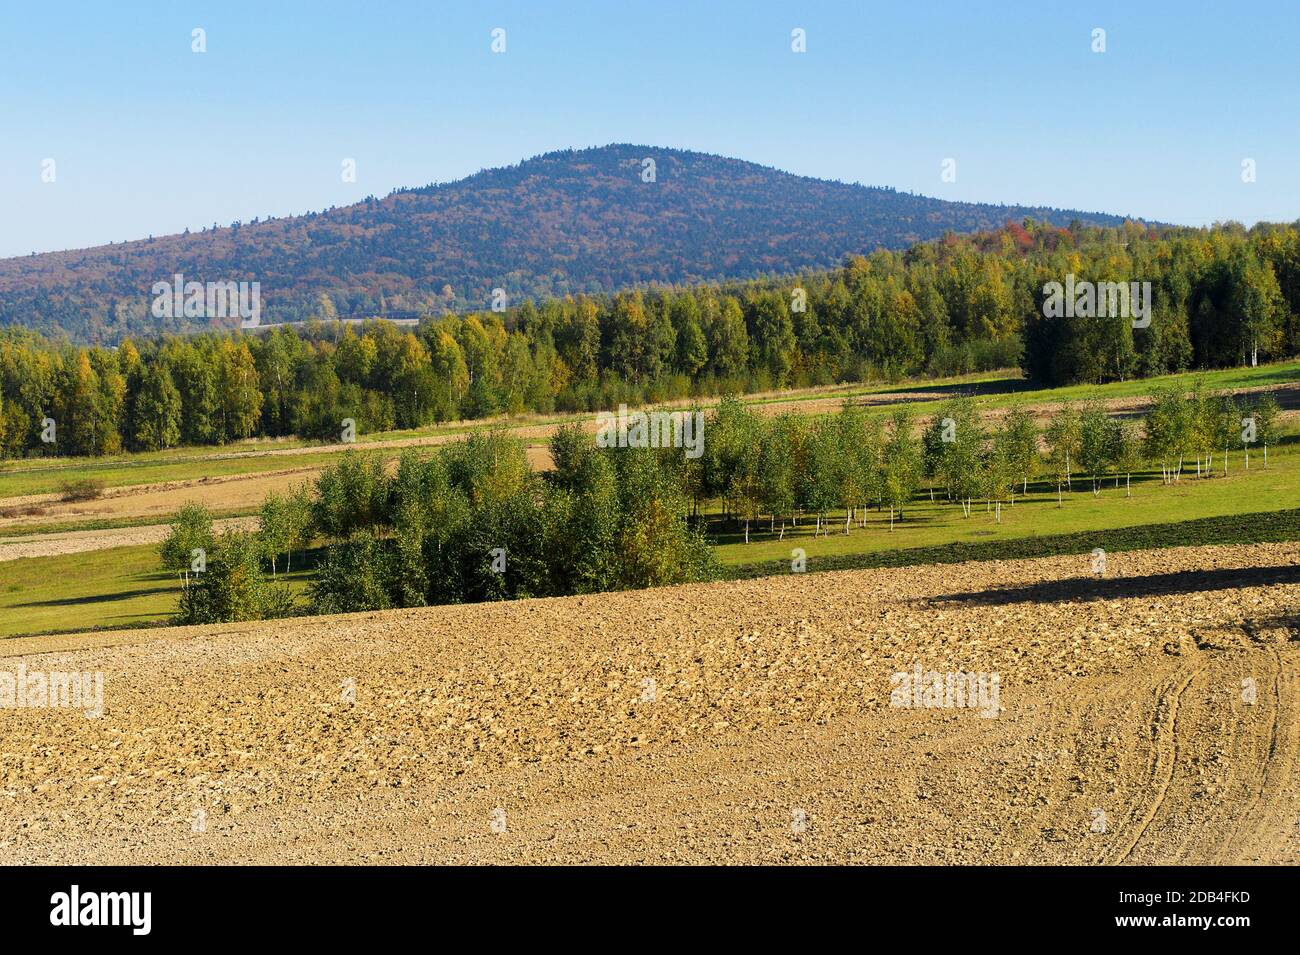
0,144 -> 1136,343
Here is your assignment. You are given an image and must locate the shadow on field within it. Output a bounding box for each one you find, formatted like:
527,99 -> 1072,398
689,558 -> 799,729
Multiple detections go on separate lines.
847,377 -> 1030,405
724,509 -> 1300,581
928,564 -> 1300,607
16,586 -> 174,608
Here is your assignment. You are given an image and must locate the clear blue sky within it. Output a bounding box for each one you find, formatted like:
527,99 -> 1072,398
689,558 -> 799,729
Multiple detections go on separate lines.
3,0 -> 1298,258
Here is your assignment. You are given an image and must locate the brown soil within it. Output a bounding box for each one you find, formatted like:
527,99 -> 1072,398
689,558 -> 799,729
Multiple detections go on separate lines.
0,447 -> 553,541
1,542 -> 1296,864
0,517 -> 258,562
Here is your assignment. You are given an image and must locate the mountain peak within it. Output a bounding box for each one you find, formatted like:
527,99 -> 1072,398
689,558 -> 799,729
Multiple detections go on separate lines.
0,146 -> 1135,343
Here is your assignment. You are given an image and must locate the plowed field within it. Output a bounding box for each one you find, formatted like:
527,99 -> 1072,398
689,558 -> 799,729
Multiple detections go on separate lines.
2,543 -> 1296,864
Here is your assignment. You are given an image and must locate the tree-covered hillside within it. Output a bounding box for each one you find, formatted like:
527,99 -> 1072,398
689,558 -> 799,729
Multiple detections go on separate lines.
0,145 -> 1132,343
2,220 -> 1298,460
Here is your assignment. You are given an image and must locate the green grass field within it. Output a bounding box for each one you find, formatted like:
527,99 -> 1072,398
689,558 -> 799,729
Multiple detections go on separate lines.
3,434 -> 1295,640
877,359 -> 1296,405
737,358 -> 1300,418
4,358 -> 1294,500
0,545 -> 181,637
0,545 -> 314,639
723,508 -> 1300,579
0,448 -> 350,500
709,439 -> 1300,569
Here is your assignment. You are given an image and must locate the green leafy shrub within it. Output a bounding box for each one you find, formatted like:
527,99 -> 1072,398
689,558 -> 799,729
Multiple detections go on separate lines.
175,531 -> 267,625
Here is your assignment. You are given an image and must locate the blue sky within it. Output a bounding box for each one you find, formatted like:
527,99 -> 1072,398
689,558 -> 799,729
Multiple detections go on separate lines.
3,0 -> 1298,258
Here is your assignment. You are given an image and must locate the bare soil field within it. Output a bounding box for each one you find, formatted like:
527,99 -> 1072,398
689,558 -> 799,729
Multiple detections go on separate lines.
1,542 -> 1296,865
0,468 -> 323,530
0,447 -> 556,539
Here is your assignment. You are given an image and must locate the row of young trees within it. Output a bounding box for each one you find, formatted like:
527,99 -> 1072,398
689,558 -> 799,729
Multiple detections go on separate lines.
162,382 -> 1283,625
5,221 -> 1300,459
694,387 -> 1281,535
1140,385 -> 1281,479
693,398 -> 926,539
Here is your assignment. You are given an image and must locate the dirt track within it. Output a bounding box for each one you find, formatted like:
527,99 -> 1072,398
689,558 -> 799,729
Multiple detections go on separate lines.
0,468 -> 324,531
0,447 -> 554,542
1,542 -> 1296,864
0,517 -> 257,563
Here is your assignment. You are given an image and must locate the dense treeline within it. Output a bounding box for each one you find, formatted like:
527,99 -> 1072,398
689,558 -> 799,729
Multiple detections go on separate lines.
167,384 -> 1282,624
4,221 -> 1299,459
165,429 -> 717,623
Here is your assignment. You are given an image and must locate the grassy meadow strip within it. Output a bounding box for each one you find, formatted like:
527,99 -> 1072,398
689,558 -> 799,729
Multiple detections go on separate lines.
724,508 -> 1300,581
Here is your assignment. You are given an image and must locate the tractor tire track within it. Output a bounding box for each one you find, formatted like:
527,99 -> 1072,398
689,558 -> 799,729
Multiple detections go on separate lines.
1105,659 -> 1205,865
1217,640 -> 1297,863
